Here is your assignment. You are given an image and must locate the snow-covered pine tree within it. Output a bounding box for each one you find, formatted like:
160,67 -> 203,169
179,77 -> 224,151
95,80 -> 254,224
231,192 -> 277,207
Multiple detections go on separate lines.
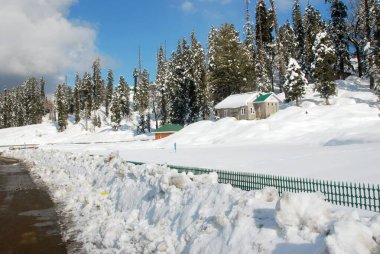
255,0 -> 273,92
182,37 -> 193,124
74,73 -> 81,124
328,0 -> 352,79
24,77 -> 41,125
82,72 -> 93,120
105,69 -> 114,117
55,84 -> 68,132
279,20 -> 297,66
135,70 -> 150,132
110,90 -> 121,130
292,0 -> 306,71
243,0 -> 256,92
208,24 -> 251,103
168,42 -> 187,125
156,45 -> 169,125
269,0 -> 286,89
190,32 -> 209,121
118,76 -> 130,118
67,86 -> 74,115
15,87 -> 26,127
312,32 -> 337,105
283,58 -> 308,106
303,4 -> 325,80
92,58 -> 103,110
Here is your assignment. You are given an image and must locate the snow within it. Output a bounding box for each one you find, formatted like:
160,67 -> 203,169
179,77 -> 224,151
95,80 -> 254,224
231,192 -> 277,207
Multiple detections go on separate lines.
3,149 -> 379,253
214,92 -> 259,109
0,76 -> 380,252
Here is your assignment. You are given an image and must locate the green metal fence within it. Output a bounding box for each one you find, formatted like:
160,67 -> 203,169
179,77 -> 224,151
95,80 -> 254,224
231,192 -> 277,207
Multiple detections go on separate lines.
127,161 -> 380,213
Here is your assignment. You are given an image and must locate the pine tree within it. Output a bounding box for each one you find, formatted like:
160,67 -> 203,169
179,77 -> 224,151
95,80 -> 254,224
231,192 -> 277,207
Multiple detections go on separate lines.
135,70 -> 150,132
329,0 -> 352,79
243,0 -> 256,92
82,72 -> 93,130
312,32 -> 337,105
110,90 -> 121,130
55,84 -> 68,131
156,45 -> 169,125
190,32 -> 209,121
74,73 -> 81,124
255,0 -> 273,91
269,0 -> 286,89
280,21 -> 297,65
292,0 -> 305,70
105,69 -> 114,117
284,58 -> 308,106
92,58 -> 103,110
303,4 -> 325,80
208,24 -> 251,104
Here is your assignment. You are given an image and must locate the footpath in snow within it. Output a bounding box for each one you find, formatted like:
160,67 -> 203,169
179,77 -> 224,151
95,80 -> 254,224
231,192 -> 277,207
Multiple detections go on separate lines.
4,149 -> 380,254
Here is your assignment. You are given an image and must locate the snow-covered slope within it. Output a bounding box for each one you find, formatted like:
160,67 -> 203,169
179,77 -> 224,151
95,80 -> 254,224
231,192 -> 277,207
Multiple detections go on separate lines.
157,76 -> 380,147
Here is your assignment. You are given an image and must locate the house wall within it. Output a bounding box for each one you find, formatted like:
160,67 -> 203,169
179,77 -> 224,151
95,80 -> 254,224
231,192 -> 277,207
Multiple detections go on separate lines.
217,105 -> 256,120
254,101 -> 279,119
155,132 -> 174,140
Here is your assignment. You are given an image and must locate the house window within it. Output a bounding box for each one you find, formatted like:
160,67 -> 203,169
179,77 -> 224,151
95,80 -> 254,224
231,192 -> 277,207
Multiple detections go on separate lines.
241,108 -> 245,115
224,110 -> 228,117
250,107 -> 254,114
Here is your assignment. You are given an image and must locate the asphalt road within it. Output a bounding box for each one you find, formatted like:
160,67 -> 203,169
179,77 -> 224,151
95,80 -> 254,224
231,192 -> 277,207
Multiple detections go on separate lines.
0,157 -> 67,254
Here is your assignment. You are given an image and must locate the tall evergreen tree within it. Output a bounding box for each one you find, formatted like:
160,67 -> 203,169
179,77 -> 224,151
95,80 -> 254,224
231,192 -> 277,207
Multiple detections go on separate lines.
312,32 -> 337,105
190,32 -> 209,121
292,0 -> 306,70
208,24 -> 251,104
280,21 -> 297,65
283,58 -> 308,105
82,72 -> 93,130
329,0 -> 352,79
303,4 -> 325,80
156,45 -> 169,125
105,69 -> 114,117
74,73 -> 81,124
55,84 -> 68,131
255,0 -> 272,91
92,58 -> 103,110
110,90 -> 121,130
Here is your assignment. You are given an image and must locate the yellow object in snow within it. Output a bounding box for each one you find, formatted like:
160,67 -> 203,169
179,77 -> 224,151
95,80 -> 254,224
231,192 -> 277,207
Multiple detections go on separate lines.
100,191 -> 109,196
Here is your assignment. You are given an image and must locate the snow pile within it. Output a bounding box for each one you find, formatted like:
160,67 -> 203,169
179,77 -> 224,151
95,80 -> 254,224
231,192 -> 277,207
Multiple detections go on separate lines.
5,149 -> 380,253
275,192 -> 332,234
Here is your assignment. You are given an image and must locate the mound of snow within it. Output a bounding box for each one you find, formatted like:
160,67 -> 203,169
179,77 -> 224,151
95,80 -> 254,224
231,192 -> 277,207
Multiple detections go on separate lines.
275,192 -> 332,235
4,149 -> 380,253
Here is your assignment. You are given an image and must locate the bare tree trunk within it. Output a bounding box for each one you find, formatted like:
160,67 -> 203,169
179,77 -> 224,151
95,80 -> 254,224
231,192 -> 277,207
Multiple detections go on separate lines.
269,0 -> 286,92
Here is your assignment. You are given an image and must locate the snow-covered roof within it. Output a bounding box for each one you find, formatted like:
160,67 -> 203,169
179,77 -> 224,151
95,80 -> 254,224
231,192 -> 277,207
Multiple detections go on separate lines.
215,92 -> 260,109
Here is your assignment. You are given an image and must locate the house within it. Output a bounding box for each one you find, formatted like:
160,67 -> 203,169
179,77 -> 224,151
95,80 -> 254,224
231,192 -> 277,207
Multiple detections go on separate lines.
215,92 -> 282,120
253,93 -> 282,119
154,124 -> 183,140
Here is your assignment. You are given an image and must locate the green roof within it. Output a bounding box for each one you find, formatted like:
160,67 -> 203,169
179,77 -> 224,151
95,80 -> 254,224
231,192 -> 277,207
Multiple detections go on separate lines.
154,124 -> 184,133
254,93 -> 272,102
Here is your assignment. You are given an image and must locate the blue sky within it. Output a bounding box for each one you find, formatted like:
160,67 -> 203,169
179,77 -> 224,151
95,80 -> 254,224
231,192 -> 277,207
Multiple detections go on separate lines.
67,0 -> 331,86
0,0 -> 335,92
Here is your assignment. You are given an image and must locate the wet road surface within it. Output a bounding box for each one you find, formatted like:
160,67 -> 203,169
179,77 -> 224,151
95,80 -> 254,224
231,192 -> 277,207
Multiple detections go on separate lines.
0,156 -> 67,253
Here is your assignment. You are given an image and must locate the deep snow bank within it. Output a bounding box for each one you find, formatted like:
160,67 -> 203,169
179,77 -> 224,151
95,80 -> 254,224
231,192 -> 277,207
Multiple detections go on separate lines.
6,149 -> 380,253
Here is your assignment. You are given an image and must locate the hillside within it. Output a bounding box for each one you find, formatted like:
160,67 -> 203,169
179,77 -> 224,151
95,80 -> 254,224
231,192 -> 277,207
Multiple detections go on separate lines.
0,76 -> 379,183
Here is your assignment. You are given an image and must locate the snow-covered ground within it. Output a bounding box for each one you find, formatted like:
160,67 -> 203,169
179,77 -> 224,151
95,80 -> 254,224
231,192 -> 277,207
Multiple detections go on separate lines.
1,76 -> 380,253
4,149 -> 379,253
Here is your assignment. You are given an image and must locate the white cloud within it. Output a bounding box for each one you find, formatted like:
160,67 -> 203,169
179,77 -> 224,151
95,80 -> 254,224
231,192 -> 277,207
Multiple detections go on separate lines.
181,1 -> 195,12
0,0 -> 98,90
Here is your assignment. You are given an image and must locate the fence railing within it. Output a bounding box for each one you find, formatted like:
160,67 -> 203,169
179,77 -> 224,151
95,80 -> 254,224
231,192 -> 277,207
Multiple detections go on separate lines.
127,161 -> 380,212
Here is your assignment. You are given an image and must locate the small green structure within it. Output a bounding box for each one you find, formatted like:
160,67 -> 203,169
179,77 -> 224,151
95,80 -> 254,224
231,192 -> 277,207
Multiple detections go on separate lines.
154,124 -> 183,140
